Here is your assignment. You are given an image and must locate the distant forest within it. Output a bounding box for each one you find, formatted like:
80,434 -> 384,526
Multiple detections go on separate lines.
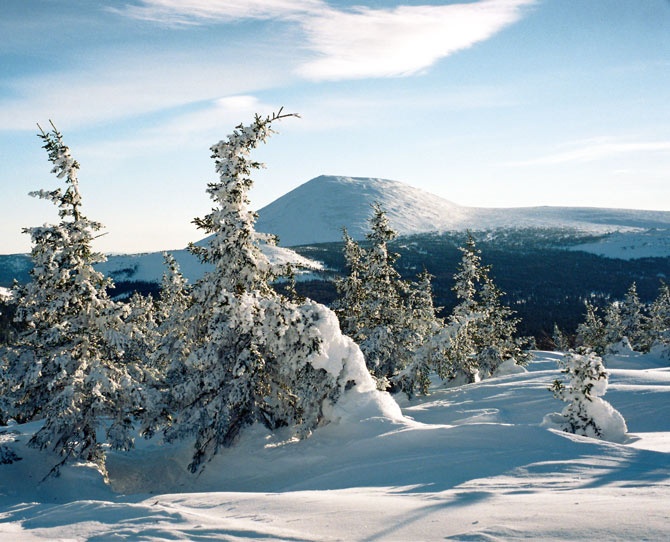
289,230 -> 670,349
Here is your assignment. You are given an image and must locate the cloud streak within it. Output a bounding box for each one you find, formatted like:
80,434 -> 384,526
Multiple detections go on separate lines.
115,0 -> 536,80
109,0 -> 324,24
506,138 -> 670,167
298,0 -> 535,80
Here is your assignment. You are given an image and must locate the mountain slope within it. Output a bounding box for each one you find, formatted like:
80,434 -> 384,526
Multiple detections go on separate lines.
256,175 -> 670,252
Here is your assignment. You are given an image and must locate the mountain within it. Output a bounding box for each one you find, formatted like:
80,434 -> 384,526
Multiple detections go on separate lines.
256,175 -> 670,257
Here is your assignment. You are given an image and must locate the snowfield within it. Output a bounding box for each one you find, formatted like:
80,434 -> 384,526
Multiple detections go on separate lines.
1,350 -> 669,541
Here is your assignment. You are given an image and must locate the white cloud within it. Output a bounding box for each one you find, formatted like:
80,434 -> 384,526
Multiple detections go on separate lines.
506,138 -> 670,166
114,0 -> 536,81
111,0 -> 325,24
0,51 -> 289,131
297,0 -> 536,80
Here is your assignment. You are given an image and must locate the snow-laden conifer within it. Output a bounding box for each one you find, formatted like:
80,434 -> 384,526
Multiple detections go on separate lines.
546,350 -> 627,442
162,111 -> 377,472
575,300 -> 607,354
619,282 -> 649,351
445,235 -> 484,382
445,234 -> 530,382
8,123 -> 139,474
648,281 -> 670,350
394,269 -> 446,397
335,205 -> 419,391
336,208 -> 457,396
552,324 -> 571,352
334,228 -> 365,340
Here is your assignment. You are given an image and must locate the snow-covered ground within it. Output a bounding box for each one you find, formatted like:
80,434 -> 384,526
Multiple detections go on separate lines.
1,350 -> 669,541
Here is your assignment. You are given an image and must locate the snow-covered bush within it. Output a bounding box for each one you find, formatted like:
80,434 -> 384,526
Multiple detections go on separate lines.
545,350 -> 627,443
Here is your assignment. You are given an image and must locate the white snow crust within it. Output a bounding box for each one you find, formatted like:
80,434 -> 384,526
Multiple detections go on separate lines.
1,350 -> 669,540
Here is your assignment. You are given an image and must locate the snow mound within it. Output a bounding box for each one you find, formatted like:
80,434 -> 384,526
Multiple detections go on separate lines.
307,302 -> 404,423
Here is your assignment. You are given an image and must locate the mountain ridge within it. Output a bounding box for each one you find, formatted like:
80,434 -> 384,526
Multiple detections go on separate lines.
256,175 -> 670,250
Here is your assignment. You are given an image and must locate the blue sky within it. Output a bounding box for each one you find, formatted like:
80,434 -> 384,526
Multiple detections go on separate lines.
1,0 -> 669,254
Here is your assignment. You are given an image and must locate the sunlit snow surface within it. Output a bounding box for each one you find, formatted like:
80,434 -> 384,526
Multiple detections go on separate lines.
1,351 -> 669,541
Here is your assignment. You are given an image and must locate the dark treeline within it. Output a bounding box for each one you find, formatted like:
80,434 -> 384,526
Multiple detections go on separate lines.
291,231 -> 670,349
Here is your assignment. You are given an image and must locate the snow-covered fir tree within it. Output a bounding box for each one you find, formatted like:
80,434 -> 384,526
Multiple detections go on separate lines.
160,110 -> 373,472
7,123 -> 139,474
350,205 -> 413,389
446,234 -> 529,383
576,283 -> 663,355
548,350 -> 627,442
334,228 -> 365,342
575,300 -> 607,354
394,269 -> 446,397
552,323 -> 571,352
151,253 -> 192,373
335,208 -> 466,396
476,274 -> 532,377
619,282 -> 649,351
445,234 -> 484,382
648,281 -> 670,350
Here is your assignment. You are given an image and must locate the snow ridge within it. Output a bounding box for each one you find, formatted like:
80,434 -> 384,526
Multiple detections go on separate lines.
256,175 -> 670,250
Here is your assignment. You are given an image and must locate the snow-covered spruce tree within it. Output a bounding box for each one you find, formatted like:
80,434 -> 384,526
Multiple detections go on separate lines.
575,300 -> 607,354
152,252 -> 192,373
335,205 -> 418,391
444,235 -> 482,382
334,228 -> 365,341
619,282 -> 650,351
602,301 -> 624,349
552,323 -> 571,352
547,350 -> 627,442
139,253 -> 193,438
445,234 -> 529,383
161,110 -> 376,473
394,269 -> 445,397
476,274 -> 532,378
648,281 -> 670,350
8,123 -> 139,473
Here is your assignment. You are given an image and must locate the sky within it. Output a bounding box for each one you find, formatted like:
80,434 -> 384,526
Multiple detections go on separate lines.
1,0 -> 669,254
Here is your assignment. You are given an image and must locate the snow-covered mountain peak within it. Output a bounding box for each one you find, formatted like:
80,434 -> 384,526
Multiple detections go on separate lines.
256,175 -> 670,253
256,175 -> 466,246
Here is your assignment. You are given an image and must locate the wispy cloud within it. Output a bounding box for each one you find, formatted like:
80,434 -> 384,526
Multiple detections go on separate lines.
506,138 -> 670,167
298,0 -> 535,80
1,1 -> 535,132
114,0 -> 536,80
0,51 -> 289,131
109,0 -> 325,24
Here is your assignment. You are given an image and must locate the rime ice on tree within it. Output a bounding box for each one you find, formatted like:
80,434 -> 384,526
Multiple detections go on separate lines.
161,111 -> 387,472
8,123 -> 140,475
